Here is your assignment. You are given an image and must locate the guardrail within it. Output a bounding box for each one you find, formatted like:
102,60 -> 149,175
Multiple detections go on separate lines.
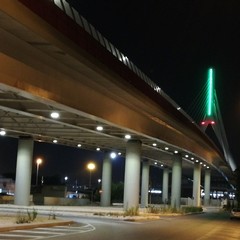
51,0 -> 197,126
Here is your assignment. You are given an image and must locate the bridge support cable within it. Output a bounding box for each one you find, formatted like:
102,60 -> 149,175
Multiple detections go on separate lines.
213,92 -> 236,171
187,80 -> 208,125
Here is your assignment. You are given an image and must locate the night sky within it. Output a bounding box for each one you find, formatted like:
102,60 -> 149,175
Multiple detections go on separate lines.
1,1 -> 240,186
67,0 -> 240,164
0,137 -> 126,186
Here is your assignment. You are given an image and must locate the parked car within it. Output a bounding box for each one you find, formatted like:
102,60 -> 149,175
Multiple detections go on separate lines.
230,208 -> 240,219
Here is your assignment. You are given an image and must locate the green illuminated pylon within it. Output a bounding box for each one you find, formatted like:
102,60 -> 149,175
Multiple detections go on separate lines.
206,68 -> 215,117
201,68 -> 216,127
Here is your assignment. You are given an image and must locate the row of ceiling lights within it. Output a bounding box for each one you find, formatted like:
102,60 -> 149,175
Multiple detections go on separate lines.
1,111 -> 210,168
50,111 -> 125,157
49,112 -> 173,165
151,142 -> 210,169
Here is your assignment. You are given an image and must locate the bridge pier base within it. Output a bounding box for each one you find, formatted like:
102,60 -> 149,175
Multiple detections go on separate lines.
204,169 -> 211,205
171,154 -> 182,209
100,152 -> 112,206
193,162 -> 201,207
140,159 -> 149,208
14,137 -> 34,206
162,167 -> 169,204
123,140 -> 142,210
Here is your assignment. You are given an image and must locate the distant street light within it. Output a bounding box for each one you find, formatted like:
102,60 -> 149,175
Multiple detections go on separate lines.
87,162 -> 96,188
36,158 -> 42,186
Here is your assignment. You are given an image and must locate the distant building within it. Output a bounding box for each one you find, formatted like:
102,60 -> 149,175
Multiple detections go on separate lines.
0,176 -> 15,195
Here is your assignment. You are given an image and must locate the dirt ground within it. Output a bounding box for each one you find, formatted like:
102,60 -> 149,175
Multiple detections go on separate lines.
0,213 -> 54,226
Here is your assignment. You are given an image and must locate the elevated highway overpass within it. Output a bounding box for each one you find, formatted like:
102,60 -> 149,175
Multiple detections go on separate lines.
0,0 -> 235,208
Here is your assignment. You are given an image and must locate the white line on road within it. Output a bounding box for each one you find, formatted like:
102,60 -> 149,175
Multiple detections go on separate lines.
0,233 -> 37,238
0,223 -> 96,240
13,229 -> 64,235
37,223 -> 96,239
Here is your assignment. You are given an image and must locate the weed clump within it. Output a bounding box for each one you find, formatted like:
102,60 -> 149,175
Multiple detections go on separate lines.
123,207 -> 139,217
16,208 -> 38,224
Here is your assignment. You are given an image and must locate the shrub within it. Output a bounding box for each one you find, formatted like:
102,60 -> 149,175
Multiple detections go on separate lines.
16,211 -> 30,224
181,206 -> 203,213
48,208 -> 56,220
16,208 -> 38,224
146,205 -> 161,214
124,207 -> 139,216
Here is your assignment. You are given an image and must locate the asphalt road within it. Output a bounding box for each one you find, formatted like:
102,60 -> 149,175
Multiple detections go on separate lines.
52,210 -> 240,240
1,210 -> 239,239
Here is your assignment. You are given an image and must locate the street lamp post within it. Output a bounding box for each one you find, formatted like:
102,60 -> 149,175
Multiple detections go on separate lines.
36,158 -> 42,186
87,162 -> 96,203
87,162 -> 96,188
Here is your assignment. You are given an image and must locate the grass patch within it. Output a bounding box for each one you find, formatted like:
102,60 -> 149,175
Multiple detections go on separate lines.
93,212 -> 122,217
146,205 -> 179,214
146,205 -> 203,215
181,206 -> 203,214
123,207 -> 139,217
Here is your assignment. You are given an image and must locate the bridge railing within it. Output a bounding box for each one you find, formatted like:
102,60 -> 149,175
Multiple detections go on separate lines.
51,0 -> 197,127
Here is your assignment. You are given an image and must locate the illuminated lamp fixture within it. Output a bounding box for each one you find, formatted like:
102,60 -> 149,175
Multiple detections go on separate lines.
177,107 -> 181,110
77,144 -> 82,147
125,134 -> 131,140
201,119 -> 215,125
152,143 -> 157,147
164,147 -> 169,150
96,147 -> 100,151
174,150 -> 178,154
96,126 -> 103,131
195,159 -> 199,163
154,162 -> 157,165
0,129 -> 6,136
110,152 -> 117,159
207,166 -> 210,169
161,164 -> 164,167
50,112 -> 59,119
200,162 -> 203,165
185,154 -> 189,158
118,152 -> 122,156
53,139 -> 58,143
191,157 -> 194,160
122,55 -> 128,61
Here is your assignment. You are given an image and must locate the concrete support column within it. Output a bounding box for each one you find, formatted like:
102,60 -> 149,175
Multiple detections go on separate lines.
162,168 -> 169,204
193,162 -> 201,207
100,152 -> 112,206
171,154 -> 182,209
14,137 -> 34,206
204,169 -> 211,206
123,140 -> 142,210
140,160 -> 150,208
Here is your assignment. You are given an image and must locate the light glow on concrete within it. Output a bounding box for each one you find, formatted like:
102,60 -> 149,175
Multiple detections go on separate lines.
50,111 -> 59,119
96,126 -> 103,131
0,130 -> 6,136
124,134 -> 131,139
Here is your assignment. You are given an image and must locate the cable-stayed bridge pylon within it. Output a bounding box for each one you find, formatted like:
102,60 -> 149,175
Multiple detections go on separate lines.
188,68 -> 236,172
